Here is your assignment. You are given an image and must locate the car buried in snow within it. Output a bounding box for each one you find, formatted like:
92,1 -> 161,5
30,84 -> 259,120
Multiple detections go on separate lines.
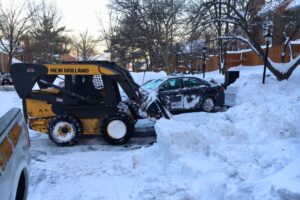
140,76 -> 225,113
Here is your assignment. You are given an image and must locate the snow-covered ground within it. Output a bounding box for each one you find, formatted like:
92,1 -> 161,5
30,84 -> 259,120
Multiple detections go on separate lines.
0,67 -> 300,200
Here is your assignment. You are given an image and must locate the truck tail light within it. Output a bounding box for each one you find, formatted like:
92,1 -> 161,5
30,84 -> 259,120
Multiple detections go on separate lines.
220,86 -> 224,93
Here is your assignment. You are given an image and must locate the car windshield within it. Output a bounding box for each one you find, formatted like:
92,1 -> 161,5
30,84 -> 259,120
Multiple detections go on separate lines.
141,79 -> 164,90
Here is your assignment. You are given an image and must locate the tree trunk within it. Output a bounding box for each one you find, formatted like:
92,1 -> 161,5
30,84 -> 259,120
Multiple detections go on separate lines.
222,0 -> 230,74
162,46 -> 170,74
8,52 -> 13,69
281,44 -> 288,63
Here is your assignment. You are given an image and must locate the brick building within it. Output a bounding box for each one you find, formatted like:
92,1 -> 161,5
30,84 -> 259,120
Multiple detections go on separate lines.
0,53 -> 22,73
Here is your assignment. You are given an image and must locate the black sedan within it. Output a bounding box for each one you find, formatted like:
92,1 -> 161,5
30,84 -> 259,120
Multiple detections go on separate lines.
1,73 -> 13,85
140,76 -> 224,113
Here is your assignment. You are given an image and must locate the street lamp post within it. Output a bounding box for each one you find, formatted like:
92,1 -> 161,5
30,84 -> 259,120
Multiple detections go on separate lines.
262,32 -> 272,84
202,46 -> 207,79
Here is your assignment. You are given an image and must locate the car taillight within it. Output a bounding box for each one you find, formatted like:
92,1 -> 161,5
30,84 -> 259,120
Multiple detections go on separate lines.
220,86 -> 224,93
27,127 -> 30,147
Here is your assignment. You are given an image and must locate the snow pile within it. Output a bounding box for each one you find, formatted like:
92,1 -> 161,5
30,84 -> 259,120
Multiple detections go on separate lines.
1,67 -> 300,199
0,87 -> 22,116
130,66 -> 300,199
131,70 -> 167,85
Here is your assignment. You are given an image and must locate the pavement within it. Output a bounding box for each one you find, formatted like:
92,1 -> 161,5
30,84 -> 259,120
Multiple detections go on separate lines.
0,85 -> 15,91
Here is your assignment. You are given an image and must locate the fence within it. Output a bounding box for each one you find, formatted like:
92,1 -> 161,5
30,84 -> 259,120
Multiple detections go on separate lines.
204,44 -> 300,72
0,53 -> 9,73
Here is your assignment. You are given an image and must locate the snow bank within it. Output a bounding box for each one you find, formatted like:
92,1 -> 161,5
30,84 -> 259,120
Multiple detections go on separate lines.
2,65 -> 300,200
130,66 -> 300,199
0,88 -> 22,116
131,71 -> 167,85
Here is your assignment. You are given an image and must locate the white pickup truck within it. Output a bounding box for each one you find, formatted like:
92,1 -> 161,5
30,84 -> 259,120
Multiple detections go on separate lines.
0,108 -> 30,200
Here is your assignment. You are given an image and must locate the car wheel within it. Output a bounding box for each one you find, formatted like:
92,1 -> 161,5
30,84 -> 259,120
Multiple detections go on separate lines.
15,171 -> 26,200
101,112 -> 134,145
48,115 -> 83,146
202,97 -> 215,112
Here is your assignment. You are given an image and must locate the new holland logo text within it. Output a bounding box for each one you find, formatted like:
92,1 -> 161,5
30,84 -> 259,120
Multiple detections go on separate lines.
50,68 -> 89,74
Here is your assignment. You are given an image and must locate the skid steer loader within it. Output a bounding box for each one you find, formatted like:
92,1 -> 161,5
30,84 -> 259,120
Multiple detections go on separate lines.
11,61 -> 169,146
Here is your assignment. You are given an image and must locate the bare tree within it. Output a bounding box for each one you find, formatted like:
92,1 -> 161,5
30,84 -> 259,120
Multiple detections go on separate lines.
72,30 -> 99,61
270,8 -> 300,64
108,0 -> 187,72
0,0 -> 39,66
29,0 -> 68,63
188,0 -> 242,74
98,8 -> 120,62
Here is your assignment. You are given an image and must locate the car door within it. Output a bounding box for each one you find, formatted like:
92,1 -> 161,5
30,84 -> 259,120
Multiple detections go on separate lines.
158,78 -> 183,111
182,77 -> 209,110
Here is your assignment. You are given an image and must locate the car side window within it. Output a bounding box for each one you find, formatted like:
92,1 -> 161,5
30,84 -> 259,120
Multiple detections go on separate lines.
183,78 -> 202,88
160,78 -> 181,91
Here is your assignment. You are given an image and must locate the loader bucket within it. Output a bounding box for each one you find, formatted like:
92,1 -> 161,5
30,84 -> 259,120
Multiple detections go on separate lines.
141,93 -> 171,119
11,63 -> 48,98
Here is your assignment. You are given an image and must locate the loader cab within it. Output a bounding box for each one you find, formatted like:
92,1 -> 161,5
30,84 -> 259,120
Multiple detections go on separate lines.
36,73 -> 122,107
65,75 -> 105,102
65,74 -> 121,105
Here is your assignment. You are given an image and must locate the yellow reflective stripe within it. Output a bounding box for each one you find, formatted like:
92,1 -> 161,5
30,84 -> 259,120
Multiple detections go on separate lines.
0,138 -> 13,172
45,64 -> 116,75
0,155 -> 5,171
8,124 -> 21,147
0,124 -> 22,173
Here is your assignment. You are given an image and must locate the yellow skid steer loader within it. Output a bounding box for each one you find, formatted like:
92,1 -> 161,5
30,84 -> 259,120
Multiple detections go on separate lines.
11,61 -> 169,146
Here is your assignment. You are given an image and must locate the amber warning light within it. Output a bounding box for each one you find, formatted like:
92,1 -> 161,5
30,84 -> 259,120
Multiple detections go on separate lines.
26,68 -> 35,73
